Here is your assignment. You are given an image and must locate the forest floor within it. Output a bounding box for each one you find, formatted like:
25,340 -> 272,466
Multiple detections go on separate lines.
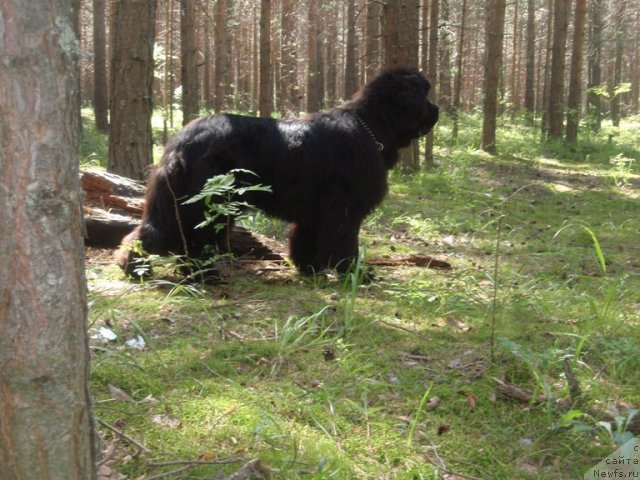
84,112 -> 640,480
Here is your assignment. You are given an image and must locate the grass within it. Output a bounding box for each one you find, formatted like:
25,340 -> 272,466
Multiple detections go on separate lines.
84,111 -> 640,479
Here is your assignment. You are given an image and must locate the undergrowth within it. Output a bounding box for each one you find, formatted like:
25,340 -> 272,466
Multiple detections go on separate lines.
85,111 -> 640,479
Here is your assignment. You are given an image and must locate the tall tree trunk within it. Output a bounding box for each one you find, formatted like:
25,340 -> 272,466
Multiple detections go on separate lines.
451,0 -> 467,142
0,2 -> 96,478
510,0 -> 520,112
366,0 -> 382,81
587,0 -> 603,131
93,0 -> 109,132
384,0 -> 420,173
540,0 -> 554,136
307,0 -> 323,112
259,0 -> 273,117
611,0 -> 626,127
180,0 -> 198,125
325,2 -> 338,106
280,0 -> 298,116
214,0 -> 230,112
438,0 -> 452,114
108,0 -> 157,180
524,0 -> 536,117
424,0 -> 439,169
565,0 -> 587,143
481,0 -> 507,154
163,0 -> 176,142
632,9 -> 640,115
344,0 -> 358,98
546,0 -> 571,139
203,1 -> 214,110
420,0 -> 429,72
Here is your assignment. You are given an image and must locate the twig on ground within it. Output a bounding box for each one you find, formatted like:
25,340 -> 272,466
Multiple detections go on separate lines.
376,319 -> 431,342
97,419 -> 151,454
148,457 -> 247,467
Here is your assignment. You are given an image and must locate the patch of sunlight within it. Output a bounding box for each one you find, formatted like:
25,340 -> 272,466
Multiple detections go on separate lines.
547,183 -> 576,193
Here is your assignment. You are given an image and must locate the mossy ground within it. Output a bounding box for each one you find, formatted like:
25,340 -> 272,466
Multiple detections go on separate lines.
85,110 -> 640,479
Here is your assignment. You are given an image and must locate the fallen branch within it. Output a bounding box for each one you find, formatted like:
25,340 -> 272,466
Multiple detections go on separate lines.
493,377 -> 549,404
97,419 -> 151,454
149,457 -> 248,467
367,254 -> 451,270
227,458 -> 270,479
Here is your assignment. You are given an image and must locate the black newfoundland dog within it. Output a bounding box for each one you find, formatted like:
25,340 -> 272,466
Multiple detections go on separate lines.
118,68 -> 439,277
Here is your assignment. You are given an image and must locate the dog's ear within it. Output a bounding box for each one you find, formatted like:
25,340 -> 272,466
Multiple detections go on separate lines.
398,70 -> 430,96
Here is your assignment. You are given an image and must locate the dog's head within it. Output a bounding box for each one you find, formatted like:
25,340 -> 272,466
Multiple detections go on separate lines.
355,68 -> 439,147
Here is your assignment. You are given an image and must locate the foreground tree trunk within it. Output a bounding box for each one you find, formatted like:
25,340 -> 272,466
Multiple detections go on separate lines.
481,0 -> 507,154
108,0 -> 157,180
0,1 -> 96,478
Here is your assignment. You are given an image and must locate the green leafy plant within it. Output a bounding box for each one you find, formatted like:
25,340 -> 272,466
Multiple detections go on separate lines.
608,154 -> 636,188
561,408 -> 638,447
588,83 -> 632,101
183,168 -> 272,251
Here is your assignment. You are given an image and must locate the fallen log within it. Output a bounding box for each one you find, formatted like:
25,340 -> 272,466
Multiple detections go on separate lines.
81,168 -> 145,215
84,207 -> 140,248
81,168 -> 144,247
80,169 -> 453,271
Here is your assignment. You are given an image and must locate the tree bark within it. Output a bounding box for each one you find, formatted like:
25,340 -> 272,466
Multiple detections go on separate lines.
509,0 -> 520,112
0,2 -> 96,478
546,0 -> 571,139
632,9 -> 640,115
524,0 -> 536,116
438,0 -> 452,114
424,0 -> 439,169
565,0 -> 587,143
259,0 -> 273,117
307,0 -> 323,112
384,0 -> 420,173
180,0 -> 199,125
214,0 -> 231,112
93,0 -> 109,132
481,0 -> 507,154
108,0 -> 157,180
540,0 -> 554,135
366,0 -> 382,81
344,0 -> 358,98
280,0 -> 299,116
611,0 -> 627,127
451,0 -> 467,142
587,0 -> 603,131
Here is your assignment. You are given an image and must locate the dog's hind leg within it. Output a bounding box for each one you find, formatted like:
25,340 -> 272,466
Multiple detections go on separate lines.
288,223 -> 321,275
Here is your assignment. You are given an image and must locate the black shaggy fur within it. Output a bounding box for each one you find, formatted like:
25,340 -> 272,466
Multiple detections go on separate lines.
118,68 -> 439,276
